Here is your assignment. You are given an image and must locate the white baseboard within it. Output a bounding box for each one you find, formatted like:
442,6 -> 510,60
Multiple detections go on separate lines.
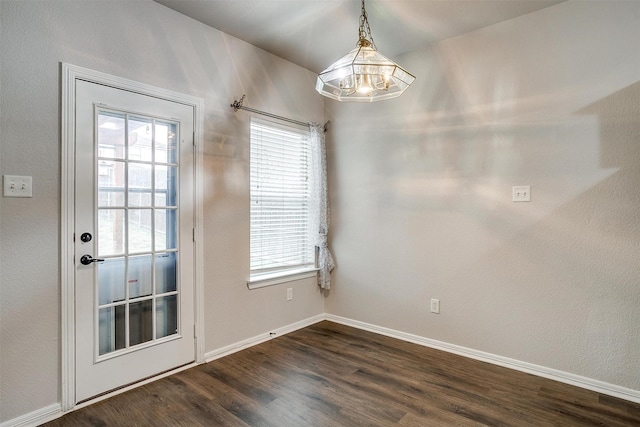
325,314 -> 640,404
204,313 -> 326,362
0,403 -> 61,427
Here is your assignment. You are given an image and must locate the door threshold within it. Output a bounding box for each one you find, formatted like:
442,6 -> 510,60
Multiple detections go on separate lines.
74,361 -> 197,410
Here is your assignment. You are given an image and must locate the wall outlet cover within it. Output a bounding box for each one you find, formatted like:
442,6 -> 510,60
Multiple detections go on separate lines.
430,298 -> 440,314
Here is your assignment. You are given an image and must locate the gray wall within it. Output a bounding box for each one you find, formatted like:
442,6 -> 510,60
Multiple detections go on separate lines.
326,0 -> 640,392
3,0 -> 640,423
0,0 -> 324,422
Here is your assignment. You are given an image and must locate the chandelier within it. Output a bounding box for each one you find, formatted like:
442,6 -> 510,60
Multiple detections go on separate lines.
316,0 -> 415,102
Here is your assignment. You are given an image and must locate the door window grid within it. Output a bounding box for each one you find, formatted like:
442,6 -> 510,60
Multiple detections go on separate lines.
95,109 -> 180,358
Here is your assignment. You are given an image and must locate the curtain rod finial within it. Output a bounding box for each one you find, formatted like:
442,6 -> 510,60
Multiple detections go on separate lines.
231,94 -> 246,112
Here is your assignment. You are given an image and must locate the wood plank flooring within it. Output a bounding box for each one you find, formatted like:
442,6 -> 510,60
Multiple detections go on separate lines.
45,321 -> 640,426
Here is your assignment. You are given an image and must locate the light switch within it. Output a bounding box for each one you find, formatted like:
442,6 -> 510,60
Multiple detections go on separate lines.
3,175 -> 33,198
512,185 -> 530,202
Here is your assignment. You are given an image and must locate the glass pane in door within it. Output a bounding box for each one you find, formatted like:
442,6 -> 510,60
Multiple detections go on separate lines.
155,253 -> 177,294
98,160 -> 125,207
98,209 -> 125,256
128,255 -> 153,299
98,305 -> 126,355
128,162 -> 153,207
95,109 -> 180,358
129,300 -> 153,346
154,121 -> 178,164
128,209 -> 153,253
98,258 -> 126,305
156,295 -> 177,339
128,117 -> 153,161
97,112 -> 125,160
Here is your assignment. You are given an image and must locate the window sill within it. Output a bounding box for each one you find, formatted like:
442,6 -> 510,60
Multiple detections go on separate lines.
247,267 -> 318,290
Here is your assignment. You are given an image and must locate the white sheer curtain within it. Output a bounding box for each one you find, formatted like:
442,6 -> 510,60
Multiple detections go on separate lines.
309,123 -> 335,289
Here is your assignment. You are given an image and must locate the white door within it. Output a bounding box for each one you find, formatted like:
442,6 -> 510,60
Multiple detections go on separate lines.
74,80 -> 195,402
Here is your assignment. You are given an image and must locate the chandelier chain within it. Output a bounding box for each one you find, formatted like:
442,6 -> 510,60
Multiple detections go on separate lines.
358,0 -> 376,48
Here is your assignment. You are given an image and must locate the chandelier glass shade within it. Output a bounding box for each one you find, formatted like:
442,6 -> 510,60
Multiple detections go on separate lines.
316,0 -> 415,102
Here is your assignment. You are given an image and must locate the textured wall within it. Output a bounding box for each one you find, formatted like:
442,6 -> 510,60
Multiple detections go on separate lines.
0,0 -> 324,422
326,0 -> 640,391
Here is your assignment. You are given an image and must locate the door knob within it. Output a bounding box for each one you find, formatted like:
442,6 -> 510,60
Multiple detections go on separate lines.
80,254 -> 105,265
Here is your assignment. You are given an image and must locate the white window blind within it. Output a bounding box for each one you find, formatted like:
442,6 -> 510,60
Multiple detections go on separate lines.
250,118 -> 314,275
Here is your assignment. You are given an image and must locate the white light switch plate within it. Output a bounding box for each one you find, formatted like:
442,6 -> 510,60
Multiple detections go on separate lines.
3,175 -> 33,198
512,185 -> 530,202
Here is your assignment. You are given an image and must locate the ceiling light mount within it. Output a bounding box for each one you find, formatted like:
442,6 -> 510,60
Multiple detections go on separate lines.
316,0 -> 415,102
357,0 -> 375,49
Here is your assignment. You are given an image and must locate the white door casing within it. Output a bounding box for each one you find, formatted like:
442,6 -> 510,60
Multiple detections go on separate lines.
61,63 -> 204,409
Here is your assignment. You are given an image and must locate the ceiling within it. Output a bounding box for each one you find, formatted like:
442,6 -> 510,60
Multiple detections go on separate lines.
154,0 -> 563,74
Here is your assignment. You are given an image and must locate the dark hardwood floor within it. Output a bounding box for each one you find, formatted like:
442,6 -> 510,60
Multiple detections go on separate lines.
45,321 -> 640,426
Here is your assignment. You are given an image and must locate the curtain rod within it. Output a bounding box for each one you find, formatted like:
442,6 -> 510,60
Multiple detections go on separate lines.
230,95 -> 329,132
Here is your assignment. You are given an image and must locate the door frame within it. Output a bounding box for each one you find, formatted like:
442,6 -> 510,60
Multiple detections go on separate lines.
60,63 -> 205,411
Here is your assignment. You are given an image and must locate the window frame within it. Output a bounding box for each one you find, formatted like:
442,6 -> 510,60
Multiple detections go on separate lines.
247,117 -> 318,289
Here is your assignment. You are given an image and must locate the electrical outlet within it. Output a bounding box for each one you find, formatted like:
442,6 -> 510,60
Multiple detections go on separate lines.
286,288 -> 293,301
430,298 -> 440,314
3,175 -> 32,198
512,185 -> 531,202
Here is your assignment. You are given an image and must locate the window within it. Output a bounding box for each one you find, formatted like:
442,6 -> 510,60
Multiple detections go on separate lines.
249,118 -> 315,285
